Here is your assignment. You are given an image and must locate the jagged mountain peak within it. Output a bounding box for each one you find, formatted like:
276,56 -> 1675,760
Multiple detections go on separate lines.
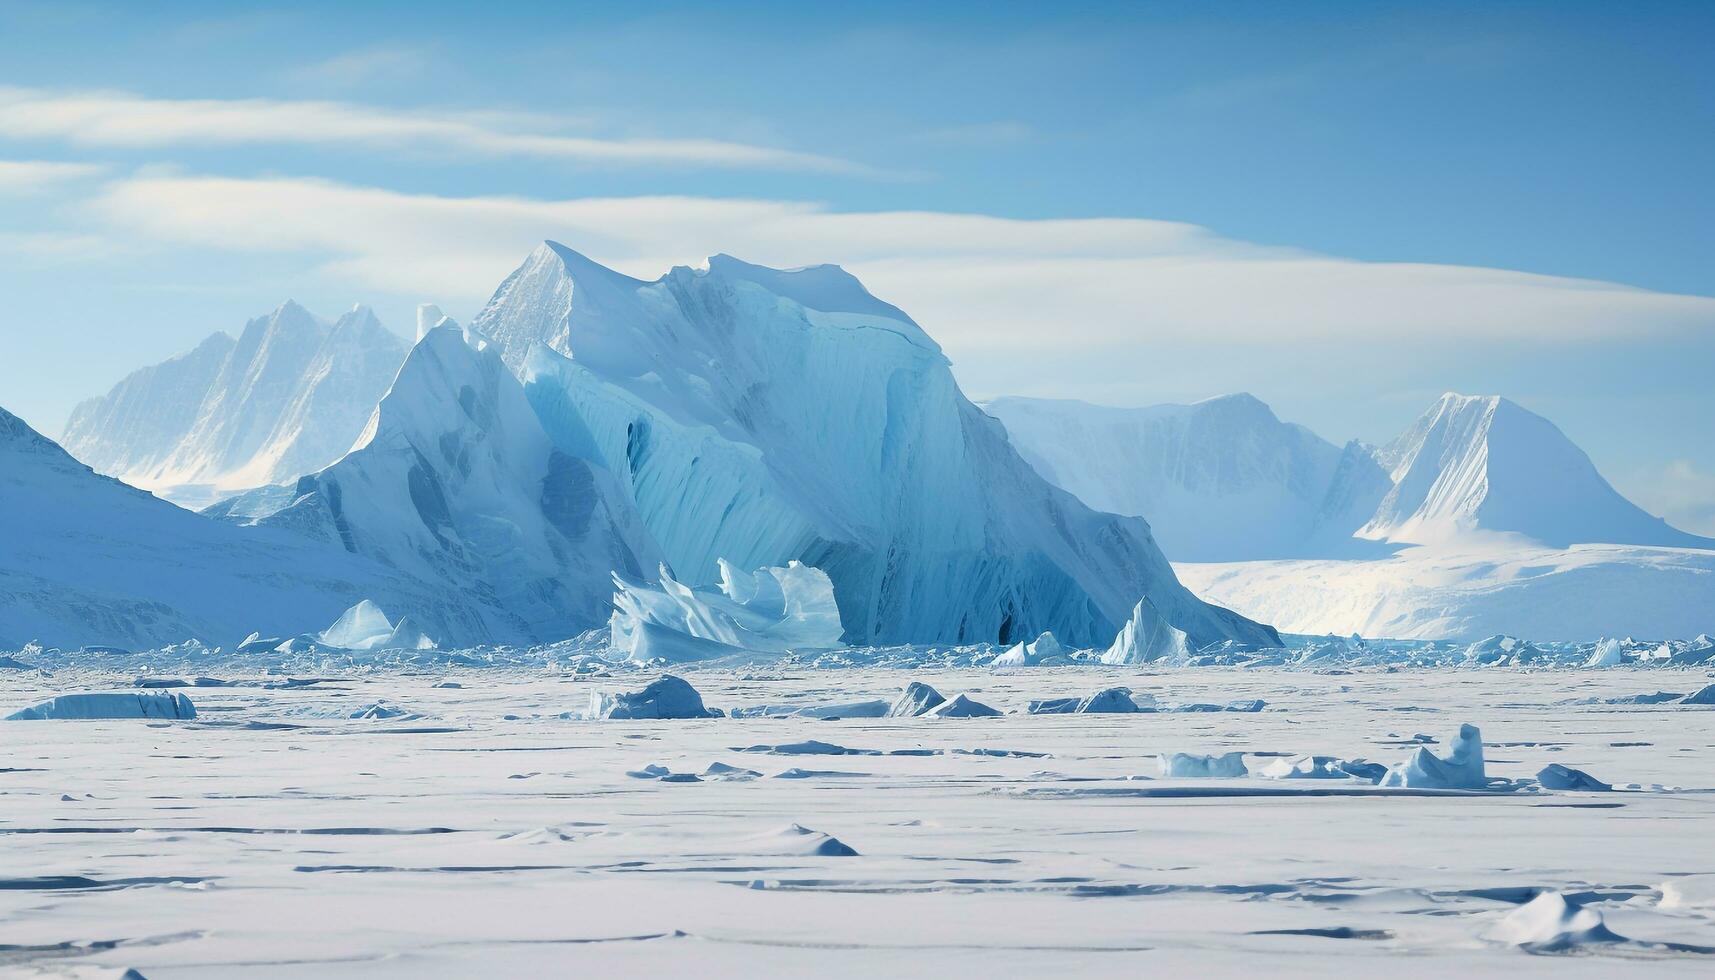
1362,391 -> 1711,548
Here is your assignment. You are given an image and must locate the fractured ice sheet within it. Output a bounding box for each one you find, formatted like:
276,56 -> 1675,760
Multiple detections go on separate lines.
609,560 -> 844,663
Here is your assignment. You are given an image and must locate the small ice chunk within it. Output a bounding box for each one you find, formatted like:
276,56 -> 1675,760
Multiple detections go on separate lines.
731,699 -> 890,719
626,764 -> 672,779
1484,892 -> 1622,949
1683,683 -> 1715,706
1536,764 -> 1611,791
703,762 -> 762,780
592,675 -> 719,720
7,692 -> 196,721
1075,688 -> 1141,713
888,681 -> 946,717
1381,724 -> 1486,789
1159,751 -> 1247,777
1259,755 -> 1370,780
923,693 -> 1002,718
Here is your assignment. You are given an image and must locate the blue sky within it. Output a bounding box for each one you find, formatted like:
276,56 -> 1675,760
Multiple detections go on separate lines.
2,0 -> 1713,530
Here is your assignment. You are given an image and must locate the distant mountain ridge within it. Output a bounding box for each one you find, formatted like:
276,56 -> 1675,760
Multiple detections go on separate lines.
985,394 -> 1394,561
62,301 -> 408,506
991,391 -> 1712,559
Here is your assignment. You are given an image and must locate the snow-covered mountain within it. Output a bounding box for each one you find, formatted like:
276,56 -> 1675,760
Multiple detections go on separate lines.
0,404 -> 472,650
477,242 -> 1276,649
1358,393 -> 1713,548
62,301 -> 408,506
994,390 -> 1712,640
985,394 -> 1392,561
210,321 -> 663,643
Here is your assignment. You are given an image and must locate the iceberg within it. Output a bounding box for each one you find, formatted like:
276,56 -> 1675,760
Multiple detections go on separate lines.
588,675 -> 720,720
1101,597 -> 1193,665
888,681 -> 946,718
1381,724 -> 1487,789
1159,751 -> 1248,777
992,631 -> 1064,667
7,691 -> 196,721
1584,637 -> 1625,667
501,243 -> 1278,650
316,600 -> 437,652
608,560 -> 845,662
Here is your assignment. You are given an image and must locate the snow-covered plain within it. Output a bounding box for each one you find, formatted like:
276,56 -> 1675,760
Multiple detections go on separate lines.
5,663 -> 1714,977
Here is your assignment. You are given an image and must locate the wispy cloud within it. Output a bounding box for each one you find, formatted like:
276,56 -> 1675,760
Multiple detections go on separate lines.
0,86 -> 889,176
283,44 -> 438,88
84,172 -> 1715,352
0,158 -> 107,192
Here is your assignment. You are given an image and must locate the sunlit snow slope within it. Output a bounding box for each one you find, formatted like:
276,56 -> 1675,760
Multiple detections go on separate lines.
1359,393 -> 1714,548
480,243 -> 1276,649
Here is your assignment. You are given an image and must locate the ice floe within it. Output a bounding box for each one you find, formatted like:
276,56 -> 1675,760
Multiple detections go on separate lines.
6,691 -> 196,721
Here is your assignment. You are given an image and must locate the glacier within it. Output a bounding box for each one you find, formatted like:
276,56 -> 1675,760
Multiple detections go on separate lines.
61,301 -> 408,507
486,243 -> 1276,650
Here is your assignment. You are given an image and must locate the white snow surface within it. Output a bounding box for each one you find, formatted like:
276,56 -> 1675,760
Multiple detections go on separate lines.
7,665 -> 1709,975
1176,535 -> 1715,641
492,242 -> 1275,651
61,301 -> 408,506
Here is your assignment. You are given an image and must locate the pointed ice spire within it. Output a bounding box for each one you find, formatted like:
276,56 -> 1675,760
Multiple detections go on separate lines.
416,304 -> 446,342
